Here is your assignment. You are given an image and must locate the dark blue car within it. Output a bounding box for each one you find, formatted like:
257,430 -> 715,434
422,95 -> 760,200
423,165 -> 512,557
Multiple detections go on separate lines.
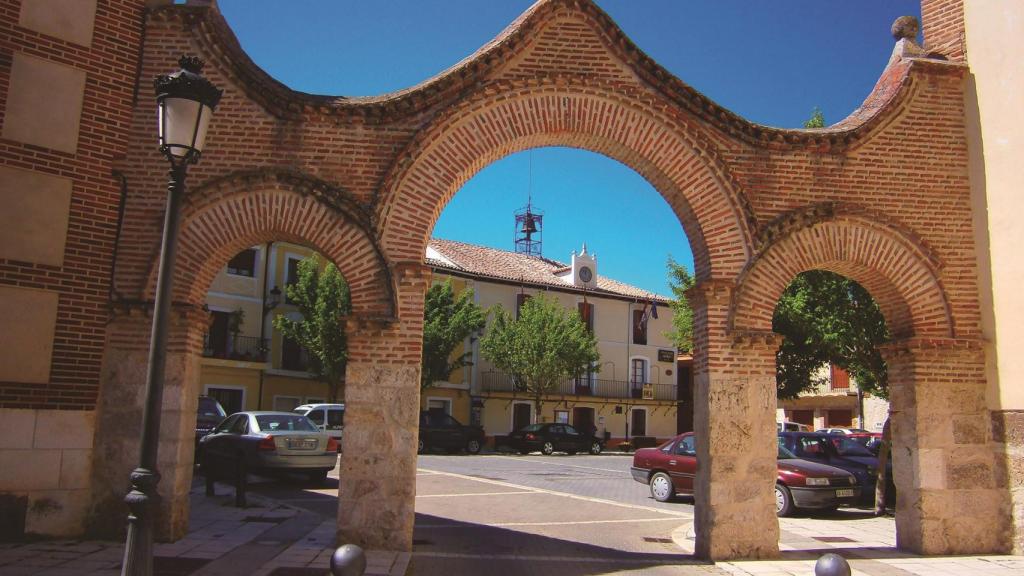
777,431 -> 894,505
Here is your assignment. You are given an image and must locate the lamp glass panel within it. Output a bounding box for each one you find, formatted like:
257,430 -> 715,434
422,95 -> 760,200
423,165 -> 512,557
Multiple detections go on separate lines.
159,98 -> 212,156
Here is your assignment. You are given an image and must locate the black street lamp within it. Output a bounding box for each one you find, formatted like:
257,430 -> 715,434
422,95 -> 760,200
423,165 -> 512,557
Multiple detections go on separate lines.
121,55 -> 221,576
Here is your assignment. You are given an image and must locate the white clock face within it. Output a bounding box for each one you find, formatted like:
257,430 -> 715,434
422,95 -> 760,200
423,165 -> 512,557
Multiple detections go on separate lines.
579,266 -> 593,282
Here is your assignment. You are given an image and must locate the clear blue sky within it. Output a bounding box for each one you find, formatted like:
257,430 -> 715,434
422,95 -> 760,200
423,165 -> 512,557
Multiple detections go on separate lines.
217,1 -> 920,297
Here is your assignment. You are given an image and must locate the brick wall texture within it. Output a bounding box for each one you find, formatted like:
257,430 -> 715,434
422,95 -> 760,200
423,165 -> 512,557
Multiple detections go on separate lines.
0,0 -> 143,409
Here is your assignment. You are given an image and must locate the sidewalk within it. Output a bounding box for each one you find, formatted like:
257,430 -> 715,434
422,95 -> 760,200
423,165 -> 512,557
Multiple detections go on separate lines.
672,512 -> 1024,576
0,482 -> 1021,576
0,481 -> 409,576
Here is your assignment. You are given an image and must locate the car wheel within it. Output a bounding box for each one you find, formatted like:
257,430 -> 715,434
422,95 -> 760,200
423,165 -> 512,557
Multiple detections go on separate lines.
541,441 -> 555,455
306,469 -> 328,485
649,472 -> 675,502
775,484 -> 795,517
417,438 -> 426,454
589,442 -> 602,455
466,439 -> 482,455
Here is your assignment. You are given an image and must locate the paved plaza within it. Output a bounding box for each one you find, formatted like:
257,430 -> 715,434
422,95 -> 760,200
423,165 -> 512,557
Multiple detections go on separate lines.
1,454 -> 1021,575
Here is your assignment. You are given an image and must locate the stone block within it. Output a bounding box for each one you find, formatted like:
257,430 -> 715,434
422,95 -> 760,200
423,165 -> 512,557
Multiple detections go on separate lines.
0,286 -> 59,384
1,52 -> 86,154
33,410 -> 95,449
59,449 -> 91,490
18,0 -> 97,46
25,489 -> 89,537
0,167 -> 73,267
0,449 -> 60,491
914,448 -> 947,489
952,415 -> 988,445
0,409 -> 36,449
993,410 -> 1024,446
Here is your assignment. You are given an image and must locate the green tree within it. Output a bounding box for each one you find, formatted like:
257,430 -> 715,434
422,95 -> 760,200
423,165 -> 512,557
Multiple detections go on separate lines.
804,107 -> 825,128
772,270 -> 889,400
664,256 -> 695,353
480,294 -> 599,417
421,280 -> 488,389
273,254 -> 351,402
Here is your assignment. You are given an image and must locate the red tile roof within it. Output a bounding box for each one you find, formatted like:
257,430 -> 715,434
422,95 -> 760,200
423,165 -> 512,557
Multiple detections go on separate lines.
427,238 -> 670,303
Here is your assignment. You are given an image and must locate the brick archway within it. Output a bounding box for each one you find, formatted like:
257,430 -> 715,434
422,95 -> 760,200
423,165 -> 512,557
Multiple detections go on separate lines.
142,169 -> 395,319
731,203 -> 953,339
728,206 -> 1008,554
376,77 -> 755,281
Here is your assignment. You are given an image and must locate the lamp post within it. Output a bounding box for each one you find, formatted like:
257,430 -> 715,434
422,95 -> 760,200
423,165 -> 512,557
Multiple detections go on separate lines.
121,55 -> 221,576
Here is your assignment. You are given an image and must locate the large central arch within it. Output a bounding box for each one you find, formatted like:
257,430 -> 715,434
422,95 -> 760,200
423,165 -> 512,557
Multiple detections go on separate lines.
376,77 -> 755,282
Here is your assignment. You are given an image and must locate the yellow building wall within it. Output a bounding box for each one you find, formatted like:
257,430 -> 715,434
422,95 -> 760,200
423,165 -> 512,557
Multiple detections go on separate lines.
964,1 -> 1024,410
198,361 -> 262,411
261,374 -> 331,410
420,387 -> 472,424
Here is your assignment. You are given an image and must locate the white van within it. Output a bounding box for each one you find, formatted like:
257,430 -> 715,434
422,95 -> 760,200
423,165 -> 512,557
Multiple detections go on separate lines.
777,421 -> 812,432
294,403 -> 345,451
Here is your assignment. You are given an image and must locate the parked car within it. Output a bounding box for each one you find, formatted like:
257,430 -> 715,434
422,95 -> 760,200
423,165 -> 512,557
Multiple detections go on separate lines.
777,421 -> 812,432
194,395 -> 227,462
506,423 -> 604,455
816,427 -> 871,435
630,432 -> 859,516
830,432 -> 884,456
294,403 -> 345,451
198,411 -> 338,484
778,431 -> 894,505
418,410 -> 486,454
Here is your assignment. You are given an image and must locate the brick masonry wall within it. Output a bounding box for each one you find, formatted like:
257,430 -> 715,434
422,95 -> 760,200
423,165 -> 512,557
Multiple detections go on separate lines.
0,0 -> 144,410
921,0 -> 965,61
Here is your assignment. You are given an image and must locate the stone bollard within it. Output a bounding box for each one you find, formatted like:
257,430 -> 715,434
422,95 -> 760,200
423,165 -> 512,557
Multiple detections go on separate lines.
814,553 -> 851,576
331,544 -> 367,576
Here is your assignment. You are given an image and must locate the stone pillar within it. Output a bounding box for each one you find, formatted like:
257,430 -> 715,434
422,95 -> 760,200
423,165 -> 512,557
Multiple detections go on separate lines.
883,338 -> 1012,554
689,281 -> 780,560
992,410 -> 1024,554
337,263 -> 428,551
87,306 -> 204,541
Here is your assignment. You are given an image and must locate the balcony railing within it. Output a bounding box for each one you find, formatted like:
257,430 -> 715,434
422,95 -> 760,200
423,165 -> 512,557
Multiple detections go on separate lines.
480,371 -> 677,401
203,333 -> 269,363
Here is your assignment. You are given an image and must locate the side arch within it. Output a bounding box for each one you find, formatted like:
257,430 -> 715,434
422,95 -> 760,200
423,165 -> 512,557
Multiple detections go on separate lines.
143,170 -> 395,319
375,77 -> 756,281
731,205 -> 954,339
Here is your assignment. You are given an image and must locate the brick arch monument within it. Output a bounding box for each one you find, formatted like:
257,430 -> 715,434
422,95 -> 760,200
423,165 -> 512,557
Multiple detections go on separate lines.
82,0 -> 1012,560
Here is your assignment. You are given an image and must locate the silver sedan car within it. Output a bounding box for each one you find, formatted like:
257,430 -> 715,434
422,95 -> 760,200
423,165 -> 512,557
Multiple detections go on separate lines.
199,411 -> 338,484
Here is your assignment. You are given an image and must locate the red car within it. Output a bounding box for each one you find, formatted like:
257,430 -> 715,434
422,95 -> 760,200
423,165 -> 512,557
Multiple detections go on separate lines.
630,432 -> 860,516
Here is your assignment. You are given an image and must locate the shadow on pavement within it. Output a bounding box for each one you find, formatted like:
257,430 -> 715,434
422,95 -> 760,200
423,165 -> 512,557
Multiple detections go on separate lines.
410,512 -> 713,576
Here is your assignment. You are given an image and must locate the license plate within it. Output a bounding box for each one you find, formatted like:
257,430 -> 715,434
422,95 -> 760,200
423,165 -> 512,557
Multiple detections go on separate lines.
836,489 -> 855,498
287,438 -> 318,450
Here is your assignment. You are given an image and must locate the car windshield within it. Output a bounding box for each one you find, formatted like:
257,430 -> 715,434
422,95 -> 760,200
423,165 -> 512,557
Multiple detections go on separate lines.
520,424 -> 544,432
834,437 -> 874,456
254,414 -> 317,432
776,438 -> 797,459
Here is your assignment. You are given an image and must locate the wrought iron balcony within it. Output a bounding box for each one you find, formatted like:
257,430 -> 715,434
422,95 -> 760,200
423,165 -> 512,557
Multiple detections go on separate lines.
202,333 -> 269,362
480,371 -> 677,401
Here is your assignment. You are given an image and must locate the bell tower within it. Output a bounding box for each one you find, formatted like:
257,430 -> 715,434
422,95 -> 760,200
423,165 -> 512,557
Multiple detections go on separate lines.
571,244 -> 597,289
514,201 -> 543,257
